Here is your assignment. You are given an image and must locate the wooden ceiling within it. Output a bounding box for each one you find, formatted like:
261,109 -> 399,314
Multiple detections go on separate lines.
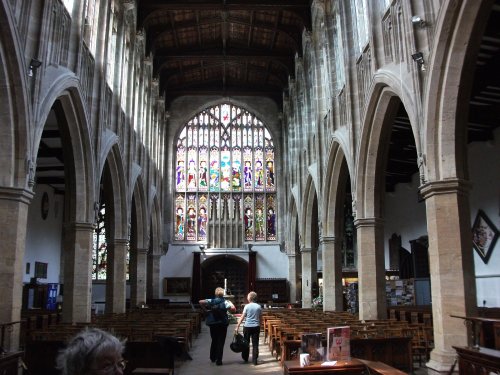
36,2 -> 500,194
136,0 -> 311,107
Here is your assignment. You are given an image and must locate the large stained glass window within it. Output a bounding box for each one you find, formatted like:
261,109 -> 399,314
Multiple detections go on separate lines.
174,103 -> 276,242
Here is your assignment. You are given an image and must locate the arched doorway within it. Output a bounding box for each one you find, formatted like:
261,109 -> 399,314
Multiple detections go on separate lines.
201,255 -> 248,311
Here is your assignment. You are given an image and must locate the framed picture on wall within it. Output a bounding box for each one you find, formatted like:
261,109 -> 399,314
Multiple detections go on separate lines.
163,277 -> 191,295
34,261 -> 48,279
472,210 -> 499,264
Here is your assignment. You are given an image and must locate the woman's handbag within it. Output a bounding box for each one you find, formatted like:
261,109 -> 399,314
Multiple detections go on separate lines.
230,332 -> 249,353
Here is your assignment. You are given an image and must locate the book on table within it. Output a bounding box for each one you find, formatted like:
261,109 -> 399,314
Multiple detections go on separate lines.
327,326 -> 351,361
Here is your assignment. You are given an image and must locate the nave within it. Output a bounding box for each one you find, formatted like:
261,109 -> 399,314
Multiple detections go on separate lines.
174,323 -> 282,375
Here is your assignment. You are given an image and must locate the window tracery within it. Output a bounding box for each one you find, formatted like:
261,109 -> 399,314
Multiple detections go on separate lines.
174,103 -> 277,243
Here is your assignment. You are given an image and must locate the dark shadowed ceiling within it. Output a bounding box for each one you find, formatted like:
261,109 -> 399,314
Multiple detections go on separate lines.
136,0 -> 311,107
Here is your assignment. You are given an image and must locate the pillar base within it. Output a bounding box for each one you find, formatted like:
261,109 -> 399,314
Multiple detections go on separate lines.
426,348 -> 458,374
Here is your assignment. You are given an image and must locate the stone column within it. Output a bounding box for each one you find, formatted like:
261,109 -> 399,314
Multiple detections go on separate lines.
301,247 -> 317,307
355,217 -> 386,320
321,235 -> 343,311
129,248 -> 148,308
421,179 -> 475,373
147,253 -> 161,300
105,238 -> 128,314
287,253 -> 297,303
62,221 -> 94,323
0,187 -> 33,350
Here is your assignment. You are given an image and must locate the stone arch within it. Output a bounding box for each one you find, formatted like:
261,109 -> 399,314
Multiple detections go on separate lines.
301,175 -> 318,248
46,89 -> 95,223
147,192 -> 162,300
131,174 -> 147,250
356,84 -> 406,219
424,0 -> 490,181
0,2 -> 31,188
321,139 -> 351,311
149,189 -> 162,255
99,142 -> 128,240
129,174 -> 148,307
322,140 -> 351,237
287,195 -> 300,256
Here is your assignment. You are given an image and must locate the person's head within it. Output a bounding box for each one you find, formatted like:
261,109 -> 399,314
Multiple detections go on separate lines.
247,291 -> 257,302
215,287 -> 225,297
56,328 -> 126,375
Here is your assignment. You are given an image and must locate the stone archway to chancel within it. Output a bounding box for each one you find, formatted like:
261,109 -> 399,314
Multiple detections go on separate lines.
200,254 -> 248,311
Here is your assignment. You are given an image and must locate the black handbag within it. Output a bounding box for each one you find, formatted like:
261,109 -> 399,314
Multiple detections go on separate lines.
230,332 -> 249,353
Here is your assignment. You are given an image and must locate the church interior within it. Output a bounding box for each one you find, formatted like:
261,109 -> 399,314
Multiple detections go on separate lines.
0,0 -> 499,374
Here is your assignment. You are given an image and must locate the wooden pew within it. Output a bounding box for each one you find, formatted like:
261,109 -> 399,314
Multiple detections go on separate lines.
280,336 -> 412,373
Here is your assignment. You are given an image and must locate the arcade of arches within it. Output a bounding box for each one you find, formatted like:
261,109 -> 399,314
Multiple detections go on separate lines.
0,1 -> 499,374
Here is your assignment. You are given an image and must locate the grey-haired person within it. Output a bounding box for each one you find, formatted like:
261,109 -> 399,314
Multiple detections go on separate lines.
56,327 -> 126,375
235,291 -> 262,365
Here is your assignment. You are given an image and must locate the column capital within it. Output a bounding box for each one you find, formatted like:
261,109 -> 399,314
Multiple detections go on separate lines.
64,221 -> 95,231
319,235 -> 335,245
419,178 -> 471,200
301,247 -> 313,253
0,186 -> 34,204
112,238 -> 130,246
353,217 -> 384,228
137,248 -> 148,255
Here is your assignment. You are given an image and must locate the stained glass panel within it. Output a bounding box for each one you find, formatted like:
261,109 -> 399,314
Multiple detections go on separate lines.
174,103 -> 276,243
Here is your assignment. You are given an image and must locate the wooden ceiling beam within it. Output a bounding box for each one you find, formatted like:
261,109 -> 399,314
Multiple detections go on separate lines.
139,0 -> 310,12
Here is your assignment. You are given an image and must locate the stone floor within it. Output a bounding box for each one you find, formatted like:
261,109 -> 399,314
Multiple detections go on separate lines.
173,323 -> 429,375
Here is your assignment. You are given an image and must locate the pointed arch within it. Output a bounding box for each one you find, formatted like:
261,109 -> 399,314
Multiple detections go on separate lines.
356,84 -> 404,218
424,0 -> 490,181
0,2 -> 31,188
301,175 -> 318,248
101,144 -> 128,240
287,195 -> 299,256
51,90 -> 95,223
323,141 -> 350,237
131,174 -> 148,250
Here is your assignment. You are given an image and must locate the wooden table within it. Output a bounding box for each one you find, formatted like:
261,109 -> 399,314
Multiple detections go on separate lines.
283,359 -> 408,375
283,359 -> 366,375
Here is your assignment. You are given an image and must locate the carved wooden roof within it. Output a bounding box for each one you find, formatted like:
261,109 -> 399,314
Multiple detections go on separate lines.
137,0 -> 311,107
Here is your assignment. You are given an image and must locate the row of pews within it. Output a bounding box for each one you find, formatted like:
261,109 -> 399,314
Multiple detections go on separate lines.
22,307 -> 202,375
262,308 -> 434,373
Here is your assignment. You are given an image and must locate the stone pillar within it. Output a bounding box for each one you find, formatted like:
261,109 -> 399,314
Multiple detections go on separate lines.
355,217 -> 386,320
301,247 -> 317,307
287,253 -> 297,303
421,179 -> 476,373
62,221 -> 94,323
129,248 -> 148,308
147,253 -> 161,300
0,187 -> 33,350
106,238 -> 128,314
321,235 -> 343,311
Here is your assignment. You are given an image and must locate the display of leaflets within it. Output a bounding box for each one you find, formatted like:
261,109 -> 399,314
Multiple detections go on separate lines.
300,333 -> 324,362
326,326 -> 351,361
